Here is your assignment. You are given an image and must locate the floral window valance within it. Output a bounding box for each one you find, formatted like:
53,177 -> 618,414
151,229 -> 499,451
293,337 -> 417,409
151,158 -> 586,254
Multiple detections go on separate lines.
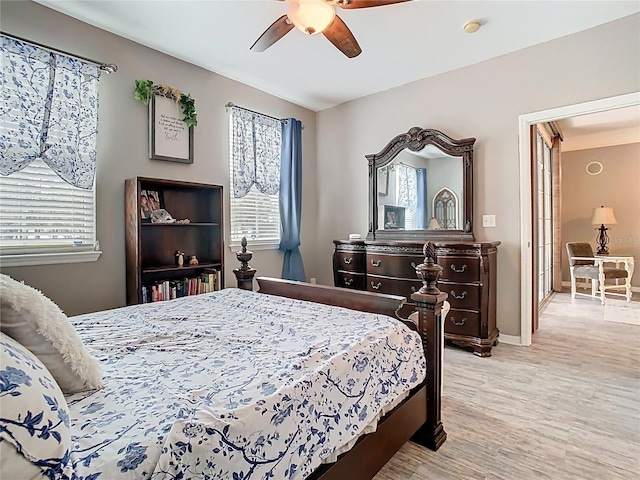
230,107 -> 282,199
0,35 -> 100,189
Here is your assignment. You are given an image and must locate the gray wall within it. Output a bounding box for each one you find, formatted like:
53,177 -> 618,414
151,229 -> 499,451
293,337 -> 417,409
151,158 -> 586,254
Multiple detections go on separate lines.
316,14 -> 640,337
0,1 -> 318,315
561,143 -> 640,286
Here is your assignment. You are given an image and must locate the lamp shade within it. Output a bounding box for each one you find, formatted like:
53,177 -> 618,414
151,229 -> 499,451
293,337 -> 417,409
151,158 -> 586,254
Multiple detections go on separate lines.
428,217 -> 441,230
288,0 -> 335,35
591,206 -> 617,225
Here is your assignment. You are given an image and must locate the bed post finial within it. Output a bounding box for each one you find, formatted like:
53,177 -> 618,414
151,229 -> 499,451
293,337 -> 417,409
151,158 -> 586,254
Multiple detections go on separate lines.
416,242 -> 443,294
411,241 -> 447,450
234,236 -> 257,291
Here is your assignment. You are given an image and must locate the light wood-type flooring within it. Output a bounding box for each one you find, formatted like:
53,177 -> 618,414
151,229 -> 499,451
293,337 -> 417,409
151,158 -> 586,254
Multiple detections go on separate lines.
375,292 -> 640,480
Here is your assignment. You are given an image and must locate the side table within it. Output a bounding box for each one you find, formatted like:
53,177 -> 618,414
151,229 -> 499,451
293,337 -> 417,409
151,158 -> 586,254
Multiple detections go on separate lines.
594,255 -> 634,303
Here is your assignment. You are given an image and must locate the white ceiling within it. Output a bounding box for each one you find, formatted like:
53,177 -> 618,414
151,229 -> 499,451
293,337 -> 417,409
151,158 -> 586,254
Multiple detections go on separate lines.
557,105 -> 640,151
35,1 -> 640,112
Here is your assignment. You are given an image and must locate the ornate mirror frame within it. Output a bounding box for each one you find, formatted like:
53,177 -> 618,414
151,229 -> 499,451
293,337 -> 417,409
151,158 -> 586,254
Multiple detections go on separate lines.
366,127 -> 476,241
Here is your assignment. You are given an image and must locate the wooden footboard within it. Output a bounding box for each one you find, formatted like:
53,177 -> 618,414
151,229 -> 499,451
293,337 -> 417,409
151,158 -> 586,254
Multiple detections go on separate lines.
255,276 -> 446,478
256,276 -> 406,317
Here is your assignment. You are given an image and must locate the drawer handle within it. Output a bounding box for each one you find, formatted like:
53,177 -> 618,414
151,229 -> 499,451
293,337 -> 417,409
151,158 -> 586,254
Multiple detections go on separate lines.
411,261 -> 417,268
343,278 -> 353,286
450,264 -> 468,273
371,260 -> 382,267
450,290 -> 467,299
411,286 -> 417,293
371,282 -> 382,290
451,317 -> 466,326
343,257 -> 353,265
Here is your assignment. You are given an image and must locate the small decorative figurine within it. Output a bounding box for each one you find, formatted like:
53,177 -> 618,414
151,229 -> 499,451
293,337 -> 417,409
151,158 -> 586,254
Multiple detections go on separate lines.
189,255 -> 199,266
176,251 -> 184,267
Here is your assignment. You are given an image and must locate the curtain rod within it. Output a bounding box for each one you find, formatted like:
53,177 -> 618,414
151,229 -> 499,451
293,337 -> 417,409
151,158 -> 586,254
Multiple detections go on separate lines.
1,31 -> 118,74
226,102 -> 304,130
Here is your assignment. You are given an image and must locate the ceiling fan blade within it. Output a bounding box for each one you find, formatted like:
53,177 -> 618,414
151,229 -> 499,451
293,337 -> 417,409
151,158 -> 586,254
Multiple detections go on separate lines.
322,15 -> 362,58
250,15 -> 294,52
334,0 -> 412,9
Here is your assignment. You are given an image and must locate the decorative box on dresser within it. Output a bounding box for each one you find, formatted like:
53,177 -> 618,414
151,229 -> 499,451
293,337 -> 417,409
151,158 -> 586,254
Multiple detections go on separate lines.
333,240 -> 500,356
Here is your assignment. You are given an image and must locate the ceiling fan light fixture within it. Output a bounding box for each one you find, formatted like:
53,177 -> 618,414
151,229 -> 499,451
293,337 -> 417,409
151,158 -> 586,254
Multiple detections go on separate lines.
288,0 -> 336,35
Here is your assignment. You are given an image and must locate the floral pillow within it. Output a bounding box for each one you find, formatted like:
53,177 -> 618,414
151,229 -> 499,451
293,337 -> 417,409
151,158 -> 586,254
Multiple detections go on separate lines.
0,332 -> 74,478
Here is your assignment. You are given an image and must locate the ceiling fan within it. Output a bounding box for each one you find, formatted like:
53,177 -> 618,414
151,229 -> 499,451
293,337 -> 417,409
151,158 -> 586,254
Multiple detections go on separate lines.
250,0 -> 412,58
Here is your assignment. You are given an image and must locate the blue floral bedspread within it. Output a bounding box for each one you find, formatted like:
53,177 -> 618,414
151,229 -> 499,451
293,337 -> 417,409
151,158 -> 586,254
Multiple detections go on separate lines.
67,288 -> 426,480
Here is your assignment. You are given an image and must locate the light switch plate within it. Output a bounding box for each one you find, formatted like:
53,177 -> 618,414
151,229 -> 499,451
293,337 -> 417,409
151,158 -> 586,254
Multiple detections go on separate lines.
483,215 -> 496,227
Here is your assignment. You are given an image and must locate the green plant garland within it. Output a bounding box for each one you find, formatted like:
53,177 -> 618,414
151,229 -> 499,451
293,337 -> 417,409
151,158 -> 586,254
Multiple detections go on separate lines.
134,79 -> 198,127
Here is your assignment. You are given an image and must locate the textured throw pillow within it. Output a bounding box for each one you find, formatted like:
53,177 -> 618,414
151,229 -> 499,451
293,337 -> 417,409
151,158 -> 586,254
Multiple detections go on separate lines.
0,333 -> 75,478
0,274 -> 102,393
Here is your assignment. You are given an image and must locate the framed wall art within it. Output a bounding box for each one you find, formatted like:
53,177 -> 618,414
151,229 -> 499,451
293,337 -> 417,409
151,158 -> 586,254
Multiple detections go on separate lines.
149,94 -> 194,163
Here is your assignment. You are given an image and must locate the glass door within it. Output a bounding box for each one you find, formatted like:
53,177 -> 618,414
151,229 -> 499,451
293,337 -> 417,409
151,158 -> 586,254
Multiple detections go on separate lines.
536,130 -> 554,305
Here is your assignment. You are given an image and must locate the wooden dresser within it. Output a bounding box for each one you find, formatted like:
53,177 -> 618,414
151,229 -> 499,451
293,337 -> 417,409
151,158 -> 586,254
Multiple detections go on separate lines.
333,240 -> 500,356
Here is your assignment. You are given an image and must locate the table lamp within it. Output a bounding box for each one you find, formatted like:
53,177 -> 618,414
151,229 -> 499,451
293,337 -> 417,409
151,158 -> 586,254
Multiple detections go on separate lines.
428,217 -> 441,230
591,206 -> 617,255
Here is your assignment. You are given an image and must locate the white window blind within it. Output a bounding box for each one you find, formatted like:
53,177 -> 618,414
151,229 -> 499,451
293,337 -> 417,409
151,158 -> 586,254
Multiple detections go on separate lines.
405,210 -> 415,230
229,185 -> 280,245
0,159 -> 96,253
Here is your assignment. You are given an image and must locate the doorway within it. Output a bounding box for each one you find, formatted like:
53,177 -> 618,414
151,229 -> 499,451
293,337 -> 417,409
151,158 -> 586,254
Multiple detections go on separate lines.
518,92 -> 640,346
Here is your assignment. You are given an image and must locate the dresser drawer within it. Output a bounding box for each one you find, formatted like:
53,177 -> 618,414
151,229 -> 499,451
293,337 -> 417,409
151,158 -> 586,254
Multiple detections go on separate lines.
445,309 -> 480,337
334,251 -> 365,273
438,256 -> 481,283
335,272 -> 366,290
439,283 -> 481,310
367,275 -> 422,299
366,253 -> 424,278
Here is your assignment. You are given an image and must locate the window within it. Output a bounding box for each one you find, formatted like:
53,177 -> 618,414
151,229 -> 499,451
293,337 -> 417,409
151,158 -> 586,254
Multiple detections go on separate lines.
0,35 -> 101,266
228,108 -> 281,248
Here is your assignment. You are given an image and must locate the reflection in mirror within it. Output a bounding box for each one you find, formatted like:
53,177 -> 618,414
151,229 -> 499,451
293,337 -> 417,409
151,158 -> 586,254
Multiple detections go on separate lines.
377,146 -> 463,231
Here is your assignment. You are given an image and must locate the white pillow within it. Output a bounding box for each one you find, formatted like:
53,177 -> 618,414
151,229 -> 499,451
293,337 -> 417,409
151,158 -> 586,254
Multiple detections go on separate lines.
0,332 -> 75,478
0,274 -> 102,393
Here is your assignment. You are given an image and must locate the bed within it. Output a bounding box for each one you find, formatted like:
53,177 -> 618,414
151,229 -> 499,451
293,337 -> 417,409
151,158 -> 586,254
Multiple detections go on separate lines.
0,273 -> 446,479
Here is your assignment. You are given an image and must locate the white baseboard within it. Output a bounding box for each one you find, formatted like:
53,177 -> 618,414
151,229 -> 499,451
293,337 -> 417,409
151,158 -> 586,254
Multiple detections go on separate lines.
561,281 -> 639,293
499,334 -> 523,346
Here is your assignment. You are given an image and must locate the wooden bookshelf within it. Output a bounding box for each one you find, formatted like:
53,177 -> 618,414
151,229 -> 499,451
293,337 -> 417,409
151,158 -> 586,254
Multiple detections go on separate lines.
125,177 -> 224,304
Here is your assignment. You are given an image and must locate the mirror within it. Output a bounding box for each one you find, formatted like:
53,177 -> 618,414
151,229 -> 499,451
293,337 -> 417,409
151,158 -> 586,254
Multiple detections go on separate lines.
367,127 -> 475,241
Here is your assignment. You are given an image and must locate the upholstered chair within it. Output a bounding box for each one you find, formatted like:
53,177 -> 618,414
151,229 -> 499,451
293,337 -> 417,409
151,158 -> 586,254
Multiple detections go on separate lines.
566,242 -> 631,304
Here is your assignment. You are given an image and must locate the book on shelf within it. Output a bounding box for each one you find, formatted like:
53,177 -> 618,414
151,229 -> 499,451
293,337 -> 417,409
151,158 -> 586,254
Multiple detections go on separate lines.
140,268 -> 222,303
202,268 -> 221,291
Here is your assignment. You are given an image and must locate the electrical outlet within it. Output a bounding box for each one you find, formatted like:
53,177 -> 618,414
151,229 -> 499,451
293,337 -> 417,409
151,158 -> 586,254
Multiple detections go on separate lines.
310,277 -> 317,284
482,215 -> 496,228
